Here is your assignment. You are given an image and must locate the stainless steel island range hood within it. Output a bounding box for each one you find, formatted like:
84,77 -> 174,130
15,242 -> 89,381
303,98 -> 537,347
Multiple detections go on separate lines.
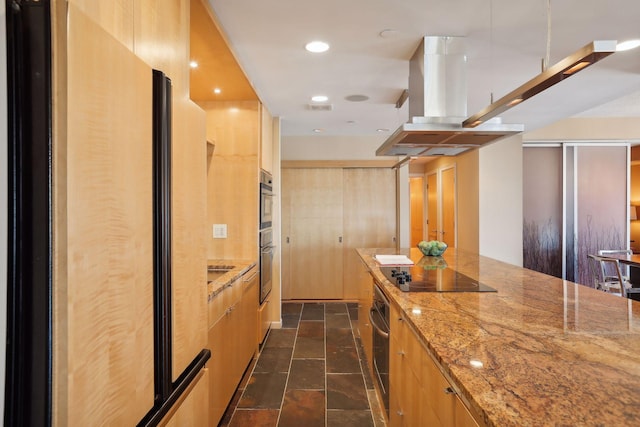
376,36 -> 523,157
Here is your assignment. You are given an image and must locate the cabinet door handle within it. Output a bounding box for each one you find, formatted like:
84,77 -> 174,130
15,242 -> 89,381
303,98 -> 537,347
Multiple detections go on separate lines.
444,386 -> 456,395
286,236 -> 290,243
339,236 -> 342,243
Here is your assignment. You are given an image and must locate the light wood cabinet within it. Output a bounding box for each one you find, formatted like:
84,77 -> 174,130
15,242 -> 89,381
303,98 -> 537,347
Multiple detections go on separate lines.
389,304 -> 481,427
357,260 -> 374,375
282,168 -> 396,300
258,294 -> 271,344
203,100 -> 260,261
260,103 -> 274,173
160,369 -> 209,426
208,266 -> 259,425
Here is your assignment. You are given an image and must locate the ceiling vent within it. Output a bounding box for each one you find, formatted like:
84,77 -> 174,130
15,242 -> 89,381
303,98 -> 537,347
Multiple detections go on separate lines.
307,104 -> 333,111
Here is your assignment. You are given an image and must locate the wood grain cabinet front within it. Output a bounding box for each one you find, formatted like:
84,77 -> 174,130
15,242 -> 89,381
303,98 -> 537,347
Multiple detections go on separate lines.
207,266 -> 259,425
389,304 -> 481,427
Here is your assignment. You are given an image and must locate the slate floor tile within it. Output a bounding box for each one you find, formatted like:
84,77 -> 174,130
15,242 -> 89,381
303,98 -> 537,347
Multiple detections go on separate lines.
282,302 -> 303,314
253,347 -> 293,373
278,390 -> 325,427
228,409 -> 279,427
263,328 -> 297,349
298,320 -> 325,338
327,409 -> 375,427
327,346 -> 362,373
238,372 -> 287,409
325,303 -> 348,314
301,303 -> 325,320
287,359 -> 325,390
293,336 -> 325,359
326,327 -> 355,350
222,302 -> 381,426
326,373 -> 369,410
326,313 -> 352,329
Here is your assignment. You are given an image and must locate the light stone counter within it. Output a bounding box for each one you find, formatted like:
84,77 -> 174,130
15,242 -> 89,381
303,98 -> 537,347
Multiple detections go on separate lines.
206,259 -> 256,301
357,247 -> 640,427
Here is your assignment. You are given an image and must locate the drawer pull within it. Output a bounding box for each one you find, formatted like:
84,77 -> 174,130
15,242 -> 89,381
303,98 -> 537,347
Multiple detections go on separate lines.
444,386 -> 456,395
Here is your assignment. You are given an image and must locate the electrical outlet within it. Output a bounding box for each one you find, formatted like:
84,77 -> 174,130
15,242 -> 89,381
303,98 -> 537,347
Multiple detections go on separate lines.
213,224 -> 227,238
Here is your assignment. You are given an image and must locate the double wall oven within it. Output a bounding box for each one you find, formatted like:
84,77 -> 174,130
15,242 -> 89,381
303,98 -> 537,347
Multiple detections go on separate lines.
259,170 -> 274,304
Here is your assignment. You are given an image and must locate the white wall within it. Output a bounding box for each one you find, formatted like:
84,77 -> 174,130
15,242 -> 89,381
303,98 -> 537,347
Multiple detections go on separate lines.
1,0 -> 8,420
479,134 -> 524,266
281,135 -> 396,161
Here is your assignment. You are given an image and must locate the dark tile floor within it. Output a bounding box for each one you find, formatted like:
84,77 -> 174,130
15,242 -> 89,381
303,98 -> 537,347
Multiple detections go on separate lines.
219,302 -> 386,427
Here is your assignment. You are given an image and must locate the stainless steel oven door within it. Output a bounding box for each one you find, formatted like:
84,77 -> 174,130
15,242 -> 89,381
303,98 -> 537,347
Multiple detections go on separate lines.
370,284 -> 390,417
260,170 -> 273,229
259,229 -> 273,304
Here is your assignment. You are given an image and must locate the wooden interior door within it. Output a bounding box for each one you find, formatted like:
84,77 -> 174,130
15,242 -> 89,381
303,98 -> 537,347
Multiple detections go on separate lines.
281,169 -> 293,299
439,167 -> 456,247
427,173 -> 438,241
283,168 -> 344,299
441,167 -> 456,247
343,168 -> 397,299
409,176 -> 424,247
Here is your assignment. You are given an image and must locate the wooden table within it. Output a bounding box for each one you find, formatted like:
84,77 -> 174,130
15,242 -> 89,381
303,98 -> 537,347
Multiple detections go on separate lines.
606,252 -> 640,267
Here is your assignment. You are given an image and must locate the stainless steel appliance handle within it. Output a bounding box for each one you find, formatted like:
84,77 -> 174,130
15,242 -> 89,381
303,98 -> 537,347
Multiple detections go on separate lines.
243,270 -> 258,282
261,245 -> 275,254
369,308 -> 389,339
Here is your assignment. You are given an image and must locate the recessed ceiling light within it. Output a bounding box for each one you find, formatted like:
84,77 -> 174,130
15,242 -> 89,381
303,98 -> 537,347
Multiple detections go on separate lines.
617,39 -> 640,51
311,95 -> 329,102
213,88 -> 222,94
313,128 -> 324,133
377,128 -> 389,132
345,94 -> 369,102
189,60 -> 198,68
305,41 -> 330,53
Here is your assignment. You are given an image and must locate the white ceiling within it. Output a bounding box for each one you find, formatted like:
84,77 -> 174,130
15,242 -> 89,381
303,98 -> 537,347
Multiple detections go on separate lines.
207,0 -> 640,139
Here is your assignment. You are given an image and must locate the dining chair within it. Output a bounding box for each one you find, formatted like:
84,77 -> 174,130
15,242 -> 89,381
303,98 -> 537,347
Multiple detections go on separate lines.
587,254 -> 630,297
597,249 -> 633,283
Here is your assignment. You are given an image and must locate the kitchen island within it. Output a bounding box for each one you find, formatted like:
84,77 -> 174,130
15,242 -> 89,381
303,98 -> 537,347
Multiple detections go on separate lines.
357,247 -> 640,426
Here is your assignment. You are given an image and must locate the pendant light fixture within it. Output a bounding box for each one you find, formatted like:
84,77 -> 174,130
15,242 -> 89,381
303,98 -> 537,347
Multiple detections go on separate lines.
463,0 -> 620,128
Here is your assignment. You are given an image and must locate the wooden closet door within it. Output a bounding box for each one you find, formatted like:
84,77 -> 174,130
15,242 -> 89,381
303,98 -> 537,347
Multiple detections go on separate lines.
281,169 -> 293,299
343,168 -> 397,299
282,168 -> 344,299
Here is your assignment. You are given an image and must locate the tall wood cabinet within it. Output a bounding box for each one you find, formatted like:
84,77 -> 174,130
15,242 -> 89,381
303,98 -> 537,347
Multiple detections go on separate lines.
282,167 -> 396,300
55,4 -> 208,425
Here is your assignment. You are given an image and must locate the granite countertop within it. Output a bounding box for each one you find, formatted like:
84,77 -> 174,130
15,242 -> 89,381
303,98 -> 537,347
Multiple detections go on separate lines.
207,259 -> 257,301
358,247 -> 640,427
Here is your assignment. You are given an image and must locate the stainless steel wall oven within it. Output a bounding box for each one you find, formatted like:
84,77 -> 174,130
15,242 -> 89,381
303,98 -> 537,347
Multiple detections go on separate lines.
259,228 -> 274,304
259,170 -> 273,230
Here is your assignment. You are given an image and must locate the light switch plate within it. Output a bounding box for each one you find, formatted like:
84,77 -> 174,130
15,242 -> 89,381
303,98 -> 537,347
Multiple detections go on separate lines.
213,224 -> 227,238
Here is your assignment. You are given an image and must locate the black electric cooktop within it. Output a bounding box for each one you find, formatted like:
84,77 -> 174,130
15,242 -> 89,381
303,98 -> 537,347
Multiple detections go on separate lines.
380,265 -> 497,293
